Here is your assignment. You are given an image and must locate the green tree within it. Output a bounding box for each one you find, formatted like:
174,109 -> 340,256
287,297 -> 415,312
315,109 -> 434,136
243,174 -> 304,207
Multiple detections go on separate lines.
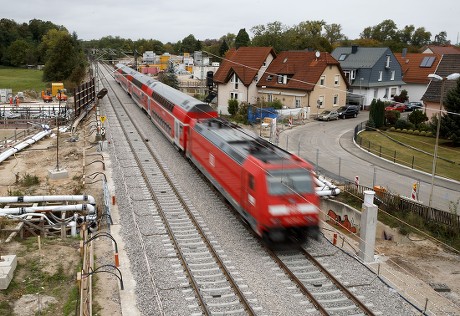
219,39 -> 229,56
228,99 -> 239,116
3,39 -> 31,66
369,99 -> 385,128
439,78 -> 460,145
251,22 -> 287,52
41,29 -> 86,86
323,23 -> 345,45
235,28 -> 250,49
411,27 -> 431,47
179,34 -> 201,54
433,31 -> 450,45
408,110 -> 428,128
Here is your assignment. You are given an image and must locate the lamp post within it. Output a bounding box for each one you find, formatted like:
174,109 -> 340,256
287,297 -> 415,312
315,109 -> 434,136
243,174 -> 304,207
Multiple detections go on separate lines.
427,73 -> 460,207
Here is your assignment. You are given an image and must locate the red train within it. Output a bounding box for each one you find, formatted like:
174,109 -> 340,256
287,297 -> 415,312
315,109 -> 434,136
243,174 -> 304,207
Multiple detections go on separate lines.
114,63 -> 320,243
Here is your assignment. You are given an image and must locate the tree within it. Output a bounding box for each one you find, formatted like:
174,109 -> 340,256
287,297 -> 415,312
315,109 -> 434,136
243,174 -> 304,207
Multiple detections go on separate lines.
3,39 -> 31,66
439,78 -> 460,145
369,99 -> 385,128
323,23 -> 345,45
433,31 -> 450,45
411,27 -> 431,47
41,29 -> 86,86
219,39 -> 229,56
180,34 -> 201,54
408,110 -> 428,128
393,89 -> 408,103
252,22 -> 286,52
235,28 -> 250,49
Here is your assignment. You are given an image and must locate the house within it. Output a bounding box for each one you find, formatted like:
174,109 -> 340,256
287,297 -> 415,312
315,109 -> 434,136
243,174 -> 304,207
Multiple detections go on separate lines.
421,45 -> 460,55
213,47 -> 276,115
256,50 -> 349,117
421,54 -> 460,119
394,49 -> 440,103
331,46 -> 405,107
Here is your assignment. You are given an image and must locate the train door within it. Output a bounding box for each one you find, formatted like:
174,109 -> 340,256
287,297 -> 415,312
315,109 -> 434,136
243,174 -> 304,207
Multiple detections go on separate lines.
174,119 -> 185,151
242,170 -> 258,231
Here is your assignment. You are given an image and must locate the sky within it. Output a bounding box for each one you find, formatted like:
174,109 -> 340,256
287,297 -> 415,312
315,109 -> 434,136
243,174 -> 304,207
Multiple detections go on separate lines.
3,0 -> 460,45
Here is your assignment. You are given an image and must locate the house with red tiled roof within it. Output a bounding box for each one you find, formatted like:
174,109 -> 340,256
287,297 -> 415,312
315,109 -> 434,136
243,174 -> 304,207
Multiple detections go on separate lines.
257,50 -> 349,116
422,54 -> 460,119
213,47 -> 276,115
394,50 -> 440,102
421,45 -> 460,55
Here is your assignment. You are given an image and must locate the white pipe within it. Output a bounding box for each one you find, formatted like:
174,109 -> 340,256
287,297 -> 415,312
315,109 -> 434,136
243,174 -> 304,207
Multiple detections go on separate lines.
314,175 -> 341,196
0,129 -> 52,163
0,195 -> 96,205
0,204 -> 95,216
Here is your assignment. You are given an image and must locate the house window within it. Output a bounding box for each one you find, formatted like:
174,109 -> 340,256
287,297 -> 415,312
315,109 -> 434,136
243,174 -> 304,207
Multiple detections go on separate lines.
278,75 -> 283,83
318,96 -> 324,108
386,55 -> 391,68
390,87 -> 397,98
266,75 -> 273,81
231,74 -> 239,89
378,71 -> 383,81
339,54 -> 347,61
374,88 -> 378,99
333,94 -> 338,106
254,75 -> 258,82
334,75 -> 340,86
391,70 -> 395,80
320,76 -> 325,86
230,92 -> 238,100
295,97 -> 301,108
267,94 -> 273,102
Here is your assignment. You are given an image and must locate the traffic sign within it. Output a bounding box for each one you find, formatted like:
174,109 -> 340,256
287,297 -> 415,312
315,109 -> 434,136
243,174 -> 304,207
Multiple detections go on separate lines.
100,115 -> 107,123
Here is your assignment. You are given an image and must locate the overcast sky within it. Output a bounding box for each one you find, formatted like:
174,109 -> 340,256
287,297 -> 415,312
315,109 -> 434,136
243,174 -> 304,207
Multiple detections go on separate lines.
3,0 -> 459,44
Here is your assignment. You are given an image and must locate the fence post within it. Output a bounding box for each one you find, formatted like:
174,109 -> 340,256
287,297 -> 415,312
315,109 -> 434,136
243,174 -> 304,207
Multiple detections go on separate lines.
379,145 -> 382,157
411,156 -> 415,169
368,140 -> 371,152
393,150 -> 396,163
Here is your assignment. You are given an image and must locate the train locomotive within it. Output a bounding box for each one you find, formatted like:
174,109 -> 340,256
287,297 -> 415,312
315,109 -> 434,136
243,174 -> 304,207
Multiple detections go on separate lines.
114,63 -> 320,243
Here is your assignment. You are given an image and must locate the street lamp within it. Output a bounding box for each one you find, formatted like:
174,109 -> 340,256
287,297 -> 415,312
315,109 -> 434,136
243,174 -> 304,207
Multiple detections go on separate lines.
427,72 -> 460,207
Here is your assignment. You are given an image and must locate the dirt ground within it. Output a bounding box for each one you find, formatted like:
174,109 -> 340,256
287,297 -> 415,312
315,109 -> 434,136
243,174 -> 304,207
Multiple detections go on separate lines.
1,122 -> 459,315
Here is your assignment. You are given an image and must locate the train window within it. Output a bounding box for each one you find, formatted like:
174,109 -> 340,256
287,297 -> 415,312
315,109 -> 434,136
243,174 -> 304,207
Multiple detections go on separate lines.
249,174 -> 255,190
267,169 -> 313,195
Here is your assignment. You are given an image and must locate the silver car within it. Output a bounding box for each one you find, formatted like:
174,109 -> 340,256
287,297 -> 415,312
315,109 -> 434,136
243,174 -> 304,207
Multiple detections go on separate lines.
317,110 -> 339,121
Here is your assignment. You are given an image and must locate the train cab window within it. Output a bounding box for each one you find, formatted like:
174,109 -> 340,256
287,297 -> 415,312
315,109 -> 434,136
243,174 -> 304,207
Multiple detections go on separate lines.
267,169 -> 313,195
248,174 -> 255,190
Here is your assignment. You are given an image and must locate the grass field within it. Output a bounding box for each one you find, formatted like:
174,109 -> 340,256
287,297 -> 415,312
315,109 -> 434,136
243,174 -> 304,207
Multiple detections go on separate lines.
358,130 -> 460,181
0,66 -> 45,95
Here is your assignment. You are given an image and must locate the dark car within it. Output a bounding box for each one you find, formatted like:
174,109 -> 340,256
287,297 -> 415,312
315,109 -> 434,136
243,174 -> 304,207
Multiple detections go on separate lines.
406,101 -> 423,111
337,105 -> 359,119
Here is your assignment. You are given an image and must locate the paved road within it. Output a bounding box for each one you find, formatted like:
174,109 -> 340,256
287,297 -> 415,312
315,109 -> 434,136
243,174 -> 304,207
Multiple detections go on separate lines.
277,111 -> 460,213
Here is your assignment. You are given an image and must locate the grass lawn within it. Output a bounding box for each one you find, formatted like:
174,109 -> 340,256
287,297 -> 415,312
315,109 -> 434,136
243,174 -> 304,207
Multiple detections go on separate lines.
0,66 -> 45,95
358,130 -> 460,181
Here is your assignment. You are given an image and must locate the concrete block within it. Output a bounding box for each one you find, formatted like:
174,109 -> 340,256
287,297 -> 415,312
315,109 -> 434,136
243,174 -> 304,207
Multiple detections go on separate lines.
48,168 -> 68,180
0,255 -> 17,290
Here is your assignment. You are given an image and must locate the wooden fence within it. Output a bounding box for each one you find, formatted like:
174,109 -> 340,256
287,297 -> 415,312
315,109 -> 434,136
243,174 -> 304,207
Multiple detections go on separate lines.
345,182 -> 460,230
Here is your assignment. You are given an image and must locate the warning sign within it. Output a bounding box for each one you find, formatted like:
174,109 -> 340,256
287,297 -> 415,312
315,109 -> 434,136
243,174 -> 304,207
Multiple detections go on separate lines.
100,116 -> 107,123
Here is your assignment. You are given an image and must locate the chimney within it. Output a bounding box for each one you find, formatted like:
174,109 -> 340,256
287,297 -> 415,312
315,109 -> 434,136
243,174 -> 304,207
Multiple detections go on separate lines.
351,45 -> 358,54
402,48 -> 407,58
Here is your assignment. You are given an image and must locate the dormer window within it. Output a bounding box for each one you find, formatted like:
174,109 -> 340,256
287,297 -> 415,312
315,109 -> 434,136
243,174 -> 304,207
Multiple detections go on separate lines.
266,75 -> 273,81
385,55 -> 391,68
339,54 -> 347,61
378,71 -> 383,81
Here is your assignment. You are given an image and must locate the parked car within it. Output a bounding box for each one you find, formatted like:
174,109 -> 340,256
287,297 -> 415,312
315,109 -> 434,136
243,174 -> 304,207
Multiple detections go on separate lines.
406,101 -> 423,111
337,105 -> 359,119
317,110 -> 339,121
385,103 -> 407,112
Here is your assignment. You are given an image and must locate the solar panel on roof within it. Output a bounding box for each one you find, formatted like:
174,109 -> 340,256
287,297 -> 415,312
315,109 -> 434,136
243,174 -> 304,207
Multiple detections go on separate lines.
420,56 -> 435,67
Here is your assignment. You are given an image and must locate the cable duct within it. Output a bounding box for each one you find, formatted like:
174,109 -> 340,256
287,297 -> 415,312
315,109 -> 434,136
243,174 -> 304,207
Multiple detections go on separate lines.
0,128 -> 52,164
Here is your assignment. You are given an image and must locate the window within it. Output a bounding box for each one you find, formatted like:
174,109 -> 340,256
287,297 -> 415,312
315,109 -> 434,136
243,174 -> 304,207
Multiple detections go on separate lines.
249,174 -> 255,190
378,71 -> 383,81
390,87 -> 397,98
295,97 -> 301,108
318,96 -> 324,108
334,75 -> 340,86
230,92 -> 238,100
333,94 -> 338,106
263,61 -> 267,67
385,55 -> 391,68
391,70 -> 395,80
231,74 -> 239,89
254,75 -> 258,82
267,94 -> 273,102
339,54 -> 347,61
320,76 -> 325,86
374,88 -> 378,99
266,75 -> 273,81
420,56 -> 435,67
278,75 -> 283,83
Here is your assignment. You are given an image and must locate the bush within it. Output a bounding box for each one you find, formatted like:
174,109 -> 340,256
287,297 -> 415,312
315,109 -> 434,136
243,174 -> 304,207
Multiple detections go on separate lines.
407,129 -> 414,134
385,110 -> 400,125
395,119 -> 415,130
389,127 -> 395,131
227,99 -> 239,116
402,129 -> 408,133
413,130 -> 420,135
420,131 -> 427,136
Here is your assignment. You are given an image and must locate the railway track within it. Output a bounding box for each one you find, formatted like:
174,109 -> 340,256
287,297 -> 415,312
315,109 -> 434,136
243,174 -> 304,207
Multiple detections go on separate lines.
267,244 -> 377,315
98,63 -> 260,315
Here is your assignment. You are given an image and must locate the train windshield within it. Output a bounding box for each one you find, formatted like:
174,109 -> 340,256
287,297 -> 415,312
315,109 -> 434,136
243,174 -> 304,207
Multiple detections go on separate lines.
267,169 -> 314,195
